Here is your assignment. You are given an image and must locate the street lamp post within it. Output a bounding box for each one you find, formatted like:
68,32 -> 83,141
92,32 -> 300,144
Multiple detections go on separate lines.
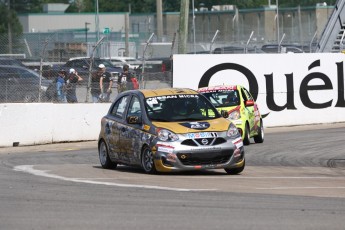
85,22 -> 90,43
192,0 -> 196,54
276,0 -> 280,52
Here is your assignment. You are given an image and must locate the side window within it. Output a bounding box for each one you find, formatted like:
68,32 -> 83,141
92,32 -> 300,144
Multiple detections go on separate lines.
243,88 -> 253,101
127,96 -> 141,117
110,95 -> 130,119
74,60 -> 84,68
16,68 -> 36,79
241,88 -> 249,101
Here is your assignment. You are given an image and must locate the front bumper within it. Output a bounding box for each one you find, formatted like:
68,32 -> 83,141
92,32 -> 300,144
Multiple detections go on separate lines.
152,135 -> 244,173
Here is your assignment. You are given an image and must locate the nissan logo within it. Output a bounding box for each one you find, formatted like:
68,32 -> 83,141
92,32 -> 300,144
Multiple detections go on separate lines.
201,139 -> 209,145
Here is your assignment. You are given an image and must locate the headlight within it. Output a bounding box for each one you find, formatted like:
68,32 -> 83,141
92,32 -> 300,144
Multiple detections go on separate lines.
227,122 -> 239,137
157,128 -> 179,142
228,110 -> 241,120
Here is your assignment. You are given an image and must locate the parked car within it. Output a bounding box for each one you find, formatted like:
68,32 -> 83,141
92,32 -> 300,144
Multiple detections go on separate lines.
98,88 -> 245,174
50,58 -> 122,82
198,85 -> 264,145
213,46 -> 264,54
105,56 -> 141,70
0,57 -> 27,68
261,44 -> 307,53
135,57 -> 173,74
0,65 -> 53,103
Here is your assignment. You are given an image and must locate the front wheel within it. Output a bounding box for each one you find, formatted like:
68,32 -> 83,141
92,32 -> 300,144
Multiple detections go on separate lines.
141,146 -> 157,174
224,159 -> 245,175
98,140 -> 117,169
254,120 -> 264,143
243,123 -> 251,145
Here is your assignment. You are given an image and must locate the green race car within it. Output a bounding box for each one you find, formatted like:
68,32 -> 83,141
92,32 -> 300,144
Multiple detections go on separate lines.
198,85 -> 264,145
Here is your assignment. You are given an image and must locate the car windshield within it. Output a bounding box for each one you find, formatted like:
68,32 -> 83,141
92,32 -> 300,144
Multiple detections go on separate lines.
145,94 -> 221,122
201,90 -> 240,108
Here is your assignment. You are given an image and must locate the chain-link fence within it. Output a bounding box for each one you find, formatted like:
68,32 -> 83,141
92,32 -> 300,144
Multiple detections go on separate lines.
0,5 -> 336,103
0,64 -> 172,104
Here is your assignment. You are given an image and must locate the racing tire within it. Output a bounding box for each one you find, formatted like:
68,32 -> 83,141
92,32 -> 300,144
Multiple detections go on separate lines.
224,159 -> 245,175
243,123 -> 251,145
141,145 -> 157,174
98,140 -> 117,169
254,120 -> 264,143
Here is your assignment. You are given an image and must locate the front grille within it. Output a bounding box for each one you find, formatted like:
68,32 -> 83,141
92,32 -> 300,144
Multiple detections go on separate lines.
177,150 -> 232,166
181,137 -> 227,146
181,139 -> 197,146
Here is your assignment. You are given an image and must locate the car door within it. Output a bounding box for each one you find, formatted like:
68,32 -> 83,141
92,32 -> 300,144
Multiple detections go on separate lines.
241,87 -> 255,134
125,95 -> 144,165
106,95 -> 131,163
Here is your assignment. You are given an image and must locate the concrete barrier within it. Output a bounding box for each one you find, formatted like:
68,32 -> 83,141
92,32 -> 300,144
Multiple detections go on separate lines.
0,103 -> 109,147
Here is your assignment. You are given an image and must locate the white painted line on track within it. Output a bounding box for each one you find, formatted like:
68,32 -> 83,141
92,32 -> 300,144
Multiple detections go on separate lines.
256,186 -> 345,190
13,165 -> 216,192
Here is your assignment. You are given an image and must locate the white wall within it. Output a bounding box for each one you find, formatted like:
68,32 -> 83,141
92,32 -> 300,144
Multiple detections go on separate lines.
0,103 -> 109,147
173,53 -> 345,127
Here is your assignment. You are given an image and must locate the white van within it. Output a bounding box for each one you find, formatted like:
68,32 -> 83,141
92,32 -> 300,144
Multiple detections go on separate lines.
106,56 -> 141,69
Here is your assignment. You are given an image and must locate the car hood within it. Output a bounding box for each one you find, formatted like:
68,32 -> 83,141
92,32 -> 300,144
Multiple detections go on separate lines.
152,118 -> 230,134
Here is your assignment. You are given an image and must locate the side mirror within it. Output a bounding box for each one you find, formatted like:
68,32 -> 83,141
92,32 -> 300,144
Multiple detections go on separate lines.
220,110 -> 229,118
126,115 -> 142,124
245,100 -> 255,107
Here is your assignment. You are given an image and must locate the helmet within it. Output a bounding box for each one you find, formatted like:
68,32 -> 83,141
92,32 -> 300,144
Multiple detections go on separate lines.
69,68 -> 75,74
98,64 -> 106,69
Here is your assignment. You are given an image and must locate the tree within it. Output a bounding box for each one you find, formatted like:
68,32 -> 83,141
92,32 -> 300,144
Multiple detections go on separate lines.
0,3 -> 23,53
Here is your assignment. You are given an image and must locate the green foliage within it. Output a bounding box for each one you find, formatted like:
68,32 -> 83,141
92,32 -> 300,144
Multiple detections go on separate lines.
0,4 -> 23,35
6,0 -> 340,14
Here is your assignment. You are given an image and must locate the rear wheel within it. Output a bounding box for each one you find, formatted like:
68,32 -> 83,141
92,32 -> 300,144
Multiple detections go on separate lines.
254,119 -> 264,143
243,123 -> 251,145
98,140 -> 117,169
141,146 -> 157,174
224,159 -> 245,175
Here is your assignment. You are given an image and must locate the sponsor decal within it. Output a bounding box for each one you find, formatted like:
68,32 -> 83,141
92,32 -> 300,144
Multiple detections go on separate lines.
143,124 -> 150,131
185,132 -> 216,139
157,143 -> 174,153
232,137 -> 243,148
198,85 -> 237,92
158,146 -> 174,154
180,121 -> 210,130
147,95 -> 199,104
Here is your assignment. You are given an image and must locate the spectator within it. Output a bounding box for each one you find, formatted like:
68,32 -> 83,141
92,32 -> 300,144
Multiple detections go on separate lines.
99,64 -> 113,102
91,69 -> 102,103
66,68 -> 83,103
117,64 -> 138,93
56,69 -> 67,103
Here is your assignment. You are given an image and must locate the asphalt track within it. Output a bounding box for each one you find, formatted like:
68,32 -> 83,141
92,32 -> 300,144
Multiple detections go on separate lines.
1,123 -> 345,229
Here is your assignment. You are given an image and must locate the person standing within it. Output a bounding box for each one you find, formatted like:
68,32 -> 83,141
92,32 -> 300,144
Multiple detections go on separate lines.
98,64 -> 113,102
117,64 -> 138,93
66,68 -> 83,103
90,69 -> 102,103
56,69 -> 67,102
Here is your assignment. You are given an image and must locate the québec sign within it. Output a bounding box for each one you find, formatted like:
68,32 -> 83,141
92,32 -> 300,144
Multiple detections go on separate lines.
173,53 -> 345,127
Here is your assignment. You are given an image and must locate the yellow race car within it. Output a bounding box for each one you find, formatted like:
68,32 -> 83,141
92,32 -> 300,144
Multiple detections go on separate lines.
198,85 -> 264,145
98,88 -> 245,174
